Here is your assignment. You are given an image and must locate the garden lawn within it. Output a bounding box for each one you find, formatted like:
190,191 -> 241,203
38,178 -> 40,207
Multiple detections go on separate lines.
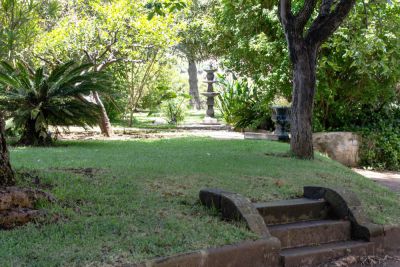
2,138 -> 399,266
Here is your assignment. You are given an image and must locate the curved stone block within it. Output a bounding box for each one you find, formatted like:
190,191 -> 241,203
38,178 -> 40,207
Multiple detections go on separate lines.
199,188 -> 272,238
304,186 -> 384,241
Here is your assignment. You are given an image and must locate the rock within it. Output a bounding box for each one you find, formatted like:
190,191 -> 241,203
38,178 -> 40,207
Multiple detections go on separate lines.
152,118 -> 168,125
313,132 -> 360,167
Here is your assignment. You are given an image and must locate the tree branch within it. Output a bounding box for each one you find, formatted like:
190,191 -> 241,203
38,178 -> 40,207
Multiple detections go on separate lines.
83,49 -> 92,62
279,0 -> 292,28
306,0 -> 356,46
295,0 -> 318,31
320,0 -> 334,16
96,59 -> 144,72
98,31 -> 119,61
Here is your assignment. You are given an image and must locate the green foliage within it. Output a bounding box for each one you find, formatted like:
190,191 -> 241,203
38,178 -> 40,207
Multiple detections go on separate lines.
359,105 -> 400,171
162,93 -> 189,124
314,2 -> 400,131
217,75 -> 274,130
209,2 -> 291,98
0,0 -> 40,61
142,84 -> 178,112
0,61 -> 110,145
146,0 -> 188,19
177,0 -> 213,62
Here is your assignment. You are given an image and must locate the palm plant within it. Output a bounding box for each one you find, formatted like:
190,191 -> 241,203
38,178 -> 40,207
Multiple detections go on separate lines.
0,61 -> 110,145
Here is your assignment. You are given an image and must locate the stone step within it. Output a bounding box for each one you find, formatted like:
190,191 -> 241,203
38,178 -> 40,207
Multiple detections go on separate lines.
280,241 -> 375,267
269,220 -> 351,249
254,198 -> 331,225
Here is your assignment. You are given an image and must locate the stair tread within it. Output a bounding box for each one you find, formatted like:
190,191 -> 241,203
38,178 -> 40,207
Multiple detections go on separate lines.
254,198 -> 326,208
255,198 -> 331,225
281,241 -> 373,257
269,219 -> 349,229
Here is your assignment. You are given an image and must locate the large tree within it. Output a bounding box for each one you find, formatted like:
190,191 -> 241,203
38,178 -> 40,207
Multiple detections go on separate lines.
279,0 -> 356,158
177,0 -> 211,110
209,0 -> 399,133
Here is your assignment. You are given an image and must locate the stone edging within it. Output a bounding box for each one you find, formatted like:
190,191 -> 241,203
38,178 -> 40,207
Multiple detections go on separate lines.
199,188 -> 272,238
383,225 -> 400,255
133,238 -> 281,267
303,186 -> 384,241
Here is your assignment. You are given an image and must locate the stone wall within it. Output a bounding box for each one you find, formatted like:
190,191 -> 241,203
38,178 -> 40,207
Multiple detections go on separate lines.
313,132 -> 360,167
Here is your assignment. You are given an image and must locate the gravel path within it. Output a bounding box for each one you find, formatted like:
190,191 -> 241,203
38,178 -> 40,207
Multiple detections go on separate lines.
353,169 -> 400,193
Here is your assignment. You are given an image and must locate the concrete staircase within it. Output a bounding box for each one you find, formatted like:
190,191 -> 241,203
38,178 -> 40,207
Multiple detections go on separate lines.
255,198 -> 375,267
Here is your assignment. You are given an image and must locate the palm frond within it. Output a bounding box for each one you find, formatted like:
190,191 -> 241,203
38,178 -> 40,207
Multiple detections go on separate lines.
0,60 -> 113,144
47,61 -> 75,83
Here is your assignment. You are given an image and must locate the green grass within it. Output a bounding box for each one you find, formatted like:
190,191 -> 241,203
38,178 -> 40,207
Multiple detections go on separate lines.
1,138 -> 399,266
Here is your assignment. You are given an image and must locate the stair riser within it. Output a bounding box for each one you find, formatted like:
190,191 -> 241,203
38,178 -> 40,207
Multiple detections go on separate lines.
256,201 -> 330,225
270,221 -> 351,249
282,243 -> 375,267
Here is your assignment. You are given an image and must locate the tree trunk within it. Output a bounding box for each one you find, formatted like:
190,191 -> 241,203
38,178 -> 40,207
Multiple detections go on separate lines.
290,42 -> 318,159
188,59 -> 201,110
279,0 -> 357,159
18,119 -> 51,146
93,91 -> 113,137
0,116 -> 15,187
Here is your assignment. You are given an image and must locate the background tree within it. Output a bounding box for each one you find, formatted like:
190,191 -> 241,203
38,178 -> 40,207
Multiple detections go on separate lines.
278,0 -> 357,159
209,0 -> 399,161
177,0 -> 212,109
35,0 -> 183,132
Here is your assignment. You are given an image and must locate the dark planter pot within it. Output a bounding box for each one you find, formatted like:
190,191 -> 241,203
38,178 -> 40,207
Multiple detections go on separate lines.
271,106 -> 291,141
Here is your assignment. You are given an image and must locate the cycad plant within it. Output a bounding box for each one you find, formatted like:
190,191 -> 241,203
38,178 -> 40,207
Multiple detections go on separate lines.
0,61 -> 110,145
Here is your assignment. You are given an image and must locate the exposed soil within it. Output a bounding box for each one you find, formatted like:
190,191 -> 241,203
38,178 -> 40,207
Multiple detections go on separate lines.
0,187 -> 55,229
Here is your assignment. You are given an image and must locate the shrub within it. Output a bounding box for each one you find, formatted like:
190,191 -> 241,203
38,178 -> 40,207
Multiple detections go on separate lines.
142,84 -> 178,113
162,94 -> 189,125
217,75 -> 274,130
0,61 -> 110,145
359,104 -> 400,171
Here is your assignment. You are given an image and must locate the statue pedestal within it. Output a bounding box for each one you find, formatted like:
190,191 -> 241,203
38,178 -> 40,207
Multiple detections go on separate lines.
202,116 -> 219,125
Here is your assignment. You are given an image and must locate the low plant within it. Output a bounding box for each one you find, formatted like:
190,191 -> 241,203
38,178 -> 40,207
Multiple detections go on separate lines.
142,84 -> 178,113
0,61 -> 110,145
162,93 -> 189,125
217,75 -> 274,130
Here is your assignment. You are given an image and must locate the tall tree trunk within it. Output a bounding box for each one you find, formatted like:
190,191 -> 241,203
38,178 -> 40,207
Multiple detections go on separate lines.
0,116 -> 15,187
290,42 -> 318,159
92,91 -> 113,137
279,0 -> 356,159
188,59 -> 201,110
